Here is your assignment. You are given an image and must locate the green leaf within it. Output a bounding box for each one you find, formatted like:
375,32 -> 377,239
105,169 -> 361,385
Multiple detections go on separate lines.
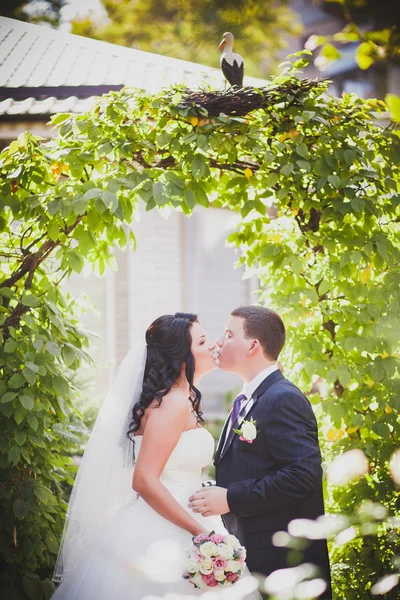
280,163 -> 294,176
226,176 -> 247,190
47,221 -> 59,242
72,194 -> 90,215
102,191 -> 119,213
66,250 -> 84,273
152,181 -> 165,205
184,187 -> 196,209
319,280 -> 330,295
83,188 -> 103,201
191,154 -> 206,180
62,345 -> 76,367
22,572 -> 41,599
51,113 -> 71,125
0,287 -> 14,299
356,41 -> 375,70
15,431 -> 27,446
265,172 -> 279,187
20,395 -> 34,410
1,391 -> 17,404
27,414 -> 39,431
25,361 -> 39,373
34,484 -> 54,503
328,175 -> 341,188
321,43 -> 341,61
385,94 -> 400,122
344,149 -> 357,166
52,375 -> 70,396
264,150 -> 275,165
14,404 -> 26,425
46,341 -> 61,356
13,498 -> 29,519
77,229 -> 97,253
314,159 -> 331,177
4,339 -> 17,353
87,209 -> 102,231
296,160 -> 311,172
9,445 -> 21,465
295,143 -> 308,159
196,186 -> 210,208
21,294 -> 39,307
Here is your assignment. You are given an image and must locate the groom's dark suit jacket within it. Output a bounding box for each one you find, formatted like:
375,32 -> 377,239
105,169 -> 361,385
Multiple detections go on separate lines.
215,370 -> 332,599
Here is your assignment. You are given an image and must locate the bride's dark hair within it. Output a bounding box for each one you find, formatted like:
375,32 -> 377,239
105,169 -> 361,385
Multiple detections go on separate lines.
127,312 -> 204,456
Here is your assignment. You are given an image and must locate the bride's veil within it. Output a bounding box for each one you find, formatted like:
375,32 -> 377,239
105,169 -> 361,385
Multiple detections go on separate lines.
52,342 -> 147,583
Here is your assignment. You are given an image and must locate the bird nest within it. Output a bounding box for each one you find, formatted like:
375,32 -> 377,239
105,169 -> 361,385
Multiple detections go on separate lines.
177,79 -> 324,118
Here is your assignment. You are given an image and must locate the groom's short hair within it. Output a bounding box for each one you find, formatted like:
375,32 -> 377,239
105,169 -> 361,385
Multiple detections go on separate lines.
231,306 -> 285,360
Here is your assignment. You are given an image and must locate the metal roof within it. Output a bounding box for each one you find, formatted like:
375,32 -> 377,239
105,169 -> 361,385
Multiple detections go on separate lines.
0,17 -> 265,118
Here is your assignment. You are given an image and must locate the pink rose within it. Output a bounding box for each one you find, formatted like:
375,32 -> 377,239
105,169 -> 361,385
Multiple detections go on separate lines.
201,573 -> 218,587
194,533 -> 209,544
212,557 -> 227,569
239,436 -> 253,444
210,533 -> 225,544
226,572 -> 240,583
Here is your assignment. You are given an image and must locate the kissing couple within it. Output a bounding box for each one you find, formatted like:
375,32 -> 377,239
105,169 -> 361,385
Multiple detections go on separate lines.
52,306 -> 332,600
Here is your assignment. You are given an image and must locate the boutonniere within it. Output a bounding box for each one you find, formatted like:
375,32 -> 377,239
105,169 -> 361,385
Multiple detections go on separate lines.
233,418 -> 258,444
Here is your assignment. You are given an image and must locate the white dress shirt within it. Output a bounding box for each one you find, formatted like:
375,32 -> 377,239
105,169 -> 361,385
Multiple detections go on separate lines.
223,363 -> 279,446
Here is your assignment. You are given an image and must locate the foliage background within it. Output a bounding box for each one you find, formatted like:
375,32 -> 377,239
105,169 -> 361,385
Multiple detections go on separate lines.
0,54 -> 399,599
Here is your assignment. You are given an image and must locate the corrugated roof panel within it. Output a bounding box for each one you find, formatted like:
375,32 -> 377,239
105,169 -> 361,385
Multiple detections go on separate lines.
85,50 -> 111,86
27,37 -> 67,87
14,35 -> 53,87
63,44 -> 92,86
0,22 -> 25,78
124,57 -> 146,88
0,97 -> 13,114
45,41 -> 83,87
49,96 -> 79,112
104,54 -> 130,86
7,97 -> 34,114
0,30 -> 32,86
28,96 -> 56,114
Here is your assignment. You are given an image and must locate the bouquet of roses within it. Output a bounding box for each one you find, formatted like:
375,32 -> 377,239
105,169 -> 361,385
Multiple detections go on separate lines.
183,530 -> 246,589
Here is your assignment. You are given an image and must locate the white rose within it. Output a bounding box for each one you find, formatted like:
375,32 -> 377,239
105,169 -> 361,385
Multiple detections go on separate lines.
217,543 -> 234,559
214,570 -> 226,581
241,421 -> 257,441
200,558 -> 214,574
190,572 -> 204,589
187,560 -> 198,574
225,534 -> 241,549
226,559 -> 242,573
199,541 -> 218,558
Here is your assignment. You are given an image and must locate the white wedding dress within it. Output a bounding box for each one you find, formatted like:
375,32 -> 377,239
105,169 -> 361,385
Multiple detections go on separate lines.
52,427 -> 261,600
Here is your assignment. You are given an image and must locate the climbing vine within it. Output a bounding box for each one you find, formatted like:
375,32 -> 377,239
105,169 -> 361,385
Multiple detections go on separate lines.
0,52 -> 399,599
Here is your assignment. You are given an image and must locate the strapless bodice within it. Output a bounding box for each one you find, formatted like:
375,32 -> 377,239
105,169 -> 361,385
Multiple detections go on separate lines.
133,427 -> 214,494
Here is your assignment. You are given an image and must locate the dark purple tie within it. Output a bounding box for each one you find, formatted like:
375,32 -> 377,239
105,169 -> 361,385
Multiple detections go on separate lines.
230,393 -> 247,427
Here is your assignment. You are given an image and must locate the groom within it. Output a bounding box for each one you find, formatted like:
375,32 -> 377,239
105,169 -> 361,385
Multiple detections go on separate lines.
189,305 -> 332,598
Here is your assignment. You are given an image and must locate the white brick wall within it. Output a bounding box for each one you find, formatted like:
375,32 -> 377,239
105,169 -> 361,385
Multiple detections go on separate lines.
63,206 -> 257,417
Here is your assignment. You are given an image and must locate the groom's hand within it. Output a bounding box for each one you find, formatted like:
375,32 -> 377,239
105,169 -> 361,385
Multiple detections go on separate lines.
188,486 -> 229,517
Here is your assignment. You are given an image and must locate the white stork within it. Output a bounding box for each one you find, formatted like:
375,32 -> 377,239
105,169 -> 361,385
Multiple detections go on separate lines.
218,32 -> 244,87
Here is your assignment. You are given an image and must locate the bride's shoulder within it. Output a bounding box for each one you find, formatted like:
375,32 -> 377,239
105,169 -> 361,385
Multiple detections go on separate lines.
152,388 -> 190,413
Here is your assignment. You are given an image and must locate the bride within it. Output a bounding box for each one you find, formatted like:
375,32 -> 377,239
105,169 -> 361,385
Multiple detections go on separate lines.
51,312 -> 260,599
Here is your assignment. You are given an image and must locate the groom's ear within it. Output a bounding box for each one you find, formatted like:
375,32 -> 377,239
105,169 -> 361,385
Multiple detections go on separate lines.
247,339 -> 259,356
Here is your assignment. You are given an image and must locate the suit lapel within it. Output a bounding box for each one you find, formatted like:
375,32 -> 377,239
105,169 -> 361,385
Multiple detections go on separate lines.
237,396 -> 257,428
214,410 -> 232,464
214,370 -> 285,466
217,397 -> 258,463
